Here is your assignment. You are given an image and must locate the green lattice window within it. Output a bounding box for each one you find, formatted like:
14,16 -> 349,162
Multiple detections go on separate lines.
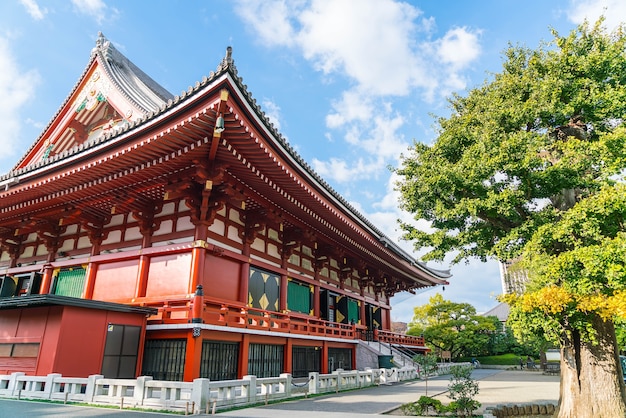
53,267 -> 86,298
287,279 -> 312,314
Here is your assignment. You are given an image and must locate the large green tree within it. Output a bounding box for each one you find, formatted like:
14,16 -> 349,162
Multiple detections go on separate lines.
396,20 -> 626,417
407,294 -> 498,358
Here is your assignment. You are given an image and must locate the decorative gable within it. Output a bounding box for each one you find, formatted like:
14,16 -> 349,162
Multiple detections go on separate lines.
15,33 -> 173,170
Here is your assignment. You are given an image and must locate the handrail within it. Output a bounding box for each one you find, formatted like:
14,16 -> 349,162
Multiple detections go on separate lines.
142,298 -> 425,347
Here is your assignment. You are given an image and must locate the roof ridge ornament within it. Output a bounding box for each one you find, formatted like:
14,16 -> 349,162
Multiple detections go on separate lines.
216,46 -> 235,73
92,32 -> 110,57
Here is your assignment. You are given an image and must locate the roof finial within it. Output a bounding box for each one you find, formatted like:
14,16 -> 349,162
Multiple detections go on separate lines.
96,31 -> 105,47
216,46 -> 234,72
225,46 -> 232,63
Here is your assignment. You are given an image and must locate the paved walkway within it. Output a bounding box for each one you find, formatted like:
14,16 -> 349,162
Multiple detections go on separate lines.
220,368 -> 559,417
0,368 -> 559,417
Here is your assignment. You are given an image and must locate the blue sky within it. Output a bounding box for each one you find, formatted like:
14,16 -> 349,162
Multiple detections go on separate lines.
1,0 -> 624,322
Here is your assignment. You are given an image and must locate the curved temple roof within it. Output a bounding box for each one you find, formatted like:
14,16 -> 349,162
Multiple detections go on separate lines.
0,34 -> 450,288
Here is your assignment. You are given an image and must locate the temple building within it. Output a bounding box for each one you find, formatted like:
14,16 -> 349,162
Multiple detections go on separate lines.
0,33 -> 449,382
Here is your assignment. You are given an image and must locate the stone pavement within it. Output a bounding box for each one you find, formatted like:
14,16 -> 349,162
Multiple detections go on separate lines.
219,368 -> 560,417
0,368 -> 559,417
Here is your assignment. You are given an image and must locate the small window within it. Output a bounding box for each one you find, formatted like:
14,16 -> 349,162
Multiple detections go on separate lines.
11,343 -> 40,358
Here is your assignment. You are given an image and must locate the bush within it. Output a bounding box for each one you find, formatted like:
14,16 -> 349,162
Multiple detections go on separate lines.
400,395 -> 445,416
447,365 -> 480,418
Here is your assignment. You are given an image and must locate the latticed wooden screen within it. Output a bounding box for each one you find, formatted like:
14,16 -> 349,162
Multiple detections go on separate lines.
292,346 -> 321,377
141,339 -> 186,381
248,343 -> 283,378
53,267 -> 86,298
200,340 -> 239,381
287,279 -> 312,314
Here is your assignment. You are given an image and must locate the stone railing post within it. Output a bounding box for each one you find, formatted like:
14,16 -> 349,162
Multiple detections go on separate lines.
242,375 -> 257,403
8,372 -> 25,396
279,373 -> 292,396
44,374 -> 62,399
84,374 -> 104,403
191,378 -> 210,414
133,376 -> 152,405
308,372 -> 319,395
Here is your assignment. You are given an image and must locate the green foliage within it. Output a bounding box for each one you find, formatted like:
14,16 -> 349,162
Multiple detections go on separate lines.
458,353 -> 535,366
447,365 -> 481,418
408,294 -> 498,357
414,352 -> 439,374
397,18 -> 626,413
398,16 -> 626,351
396,19 -> 626,266
401,395 -> 446,416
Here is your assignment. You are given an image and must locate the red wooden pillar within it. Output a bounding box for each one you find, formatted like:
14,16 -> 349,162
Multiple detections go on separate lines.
135,255 -> 150,298
313,284 -> 320,317
189,225 -> 208,293
39,249 -> 57,294
183,329 -> 204,382
83,263 -> 98,299
40,263 -> 54,294
359,295 -> 366,326
239,334 -> 250,378
280,273 -> 288,312
321,340 -> 329,374
284,338 -> 293,374
238,243 -> 251,304
384,308 -> 391,331
135,234 -> 152,298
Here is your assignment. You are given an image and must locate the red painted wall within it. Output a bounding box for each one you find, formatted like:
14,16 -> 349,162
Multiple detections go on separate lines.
93,260 -> 140,300
145,253 -> 191,297
203,254 -> 240,302
0,305 -> 148,377
53,308 -> 106,377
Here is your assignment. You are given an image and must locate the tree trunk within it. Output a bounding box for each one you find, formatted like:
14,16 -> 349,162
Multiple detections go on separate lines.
556,315 -> 626,418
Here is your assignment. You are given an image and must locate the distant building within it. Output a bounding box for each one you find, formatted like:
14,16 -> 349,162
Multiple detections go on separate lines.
499,259 -> 529,295
0,34 -> 449,381
481,302 -> 510,329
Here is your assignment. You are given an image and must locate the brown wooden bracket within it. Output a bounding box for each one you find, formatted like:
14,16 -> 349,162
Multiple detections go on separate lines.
131,202 -> 163,237
280,226 -> 302,261
239,209 -> 268,245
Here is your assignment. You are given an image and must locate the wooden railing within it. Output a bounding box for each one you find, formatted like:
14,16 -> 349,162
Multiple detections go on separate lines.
374,329 -> 426,346
144,298 -> 426,347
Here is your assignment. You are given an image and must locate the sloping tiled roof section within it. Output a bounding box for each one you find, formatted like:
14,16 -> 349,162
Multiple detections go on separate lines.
10,32 -> 173,171
95,33 -> 174,112
481,302 -> 510,322
1,37 -> 450,281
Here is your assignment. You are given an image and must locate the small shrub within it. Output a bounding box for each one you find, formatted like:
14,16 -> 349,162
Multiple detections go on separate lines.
401,395 -> 445,416
447,365 -> 480,417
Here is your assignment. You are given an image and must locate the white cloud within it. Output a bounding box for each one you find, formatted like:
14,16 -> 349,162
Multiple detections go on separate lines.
261,99 -> 282,131
436,27 -> 481,69
71,0 -> 119,25
326,89 -> 374,128
0,37 -> 40,164
567,0 -> 626,31
234,0 -> 301,47
19,0 -> 47,20
296,0 -> 430,96
234,0 -> 483,186
311,157 -> 380,183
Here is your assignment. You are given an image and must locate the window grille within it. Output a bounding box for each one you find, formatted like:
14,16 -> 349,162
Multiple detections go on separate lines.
200,341 -> 239,381
141,339 -> 186,381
